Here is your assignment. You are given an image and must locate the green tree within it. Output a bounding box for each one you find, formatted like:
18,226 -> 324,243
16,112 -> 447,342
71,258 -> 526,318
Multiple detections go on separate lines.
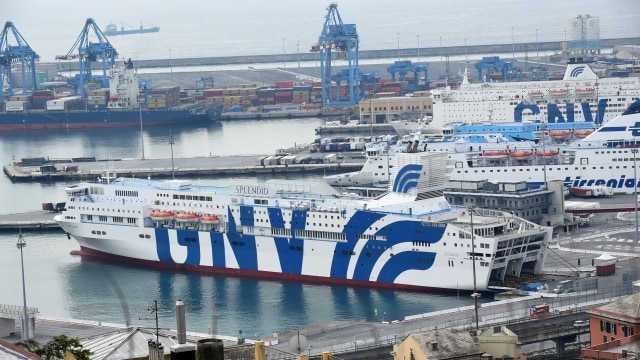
15,335 -> 92,360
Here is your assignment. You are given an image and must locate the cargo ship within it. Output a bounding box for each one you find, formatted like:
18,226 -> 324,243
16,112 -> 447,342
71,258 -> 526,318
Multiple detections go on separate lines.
0,60 -> 221,131
54,151 -> 551,292
103,22 -> 159,36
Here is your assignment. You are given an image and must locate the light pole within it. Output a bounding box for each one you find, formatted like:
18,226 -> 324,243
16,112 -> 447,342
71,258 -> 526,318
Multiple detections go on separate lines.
17,232 -> 29,340
416,34 -> 420,62
139,102 -> 144,160
440,36 -> 444,83
169,130 -> 175,179
536,29 -> 540,60
396,33 -> 400,60
511,27 -> 515,61
282,38 -> 286,69
168,49 -> 173,86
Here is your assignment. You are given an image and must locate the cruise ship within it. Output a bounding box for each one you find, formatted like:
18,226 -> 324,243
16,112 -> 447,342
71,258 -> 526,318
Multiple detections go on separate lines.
54,151 -> 551,292
447,100 -> 640,194
430,58 -> 640,129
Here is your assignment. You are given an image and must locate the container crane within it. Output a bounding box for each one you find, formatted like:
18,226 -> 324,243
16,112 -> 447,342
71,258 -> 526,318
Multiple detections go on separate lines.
0,21 -> 39,102
475,56 -> 514,82
310,3 -> 361,108
387,60 -> 430,92
55,18 -> 118,98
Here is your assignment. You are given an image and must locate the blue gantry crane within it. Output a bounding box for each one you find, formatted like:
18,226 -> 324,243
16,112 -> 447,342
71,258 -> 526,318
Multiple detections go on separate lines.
475,56 -> 514,82
311,3 -> 362,108
0,21 -> 39,102
387,60 -> 430,92
55,18 -> 118,98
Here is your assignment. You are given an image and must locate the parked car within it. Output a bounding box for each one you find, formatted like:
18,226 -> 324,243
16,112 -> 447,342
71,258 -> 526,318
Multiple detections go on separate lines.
574,320 -> 589,327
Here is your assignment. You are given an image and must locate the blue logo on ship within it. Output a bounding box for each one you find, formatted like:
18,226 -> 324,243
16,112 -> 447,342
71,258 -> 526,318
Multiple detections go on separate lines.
570,66 -> 585,77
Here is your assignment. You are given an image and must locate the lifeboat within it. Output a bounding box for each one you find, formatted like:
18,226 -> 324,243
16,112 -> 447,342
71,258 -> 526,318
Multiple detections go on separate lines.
528,91 -> 544,100
572,129 -> 594,137
549,88 -> 569,98
174,213 -> 199,223
482,150 -> 508,158
200,214 -> 220,224
535,149 -> 560,157
575,87 -> 595,96
150,210 -> 173,221
549,130 -> 571,139
509,150 -> 533,158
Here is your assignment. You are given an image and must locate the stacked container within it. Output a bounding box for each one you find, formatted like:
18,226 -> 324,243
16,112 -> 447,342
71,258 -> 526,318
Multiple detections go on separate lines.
147,86 -> 180,109
86,88 -> 109,109
32,90 -> 54,109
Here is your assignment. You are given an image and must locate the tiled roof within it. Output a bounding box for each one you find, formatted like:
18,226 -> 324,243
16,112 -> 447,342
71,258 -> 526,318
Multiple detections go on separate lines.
410,328 -> 480,360
587,292 -> 640,324
0,339 -> 43,360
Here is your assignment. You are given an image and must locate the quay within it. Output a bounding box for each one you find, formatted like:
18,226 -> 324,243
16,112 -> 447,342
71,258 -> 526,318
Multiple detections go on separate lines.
3,153 -> 365,183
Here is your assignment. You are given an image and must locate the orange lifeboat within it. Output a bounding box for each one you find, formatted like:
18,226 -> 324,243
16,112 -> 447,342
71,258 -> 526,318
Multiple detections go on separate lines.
572,129 -> 594,137
482,150 -> 508,158
535,149 -> 560,157
528,91 -> 544,99
575,87 -> 595,96
150,210 -> 173,221
175,213 -> 199,223
549,88 -> 569,98
509,150 -> 533,158
549,130 -> 571,138
200,214 -> 220,224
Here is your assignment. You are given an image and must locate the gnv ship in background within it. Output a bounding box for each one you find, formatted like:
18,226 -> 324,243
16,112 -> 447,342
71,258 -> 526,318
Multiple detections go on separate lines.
55,151 -> 551,292
447,100 -> 640,195
429,58 -> 640,129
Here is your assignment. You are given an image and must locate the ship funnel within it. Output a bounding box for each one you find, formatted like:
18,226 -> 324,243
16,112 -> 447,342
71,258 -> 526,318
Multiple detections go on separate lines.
176,300 -> 187,344
405,140 -> 413,153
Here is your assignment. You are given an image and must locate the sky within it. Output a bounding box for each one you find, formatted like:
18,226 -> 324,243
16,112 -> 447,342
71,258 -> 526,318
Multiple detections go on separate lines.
3,0 -> 640,61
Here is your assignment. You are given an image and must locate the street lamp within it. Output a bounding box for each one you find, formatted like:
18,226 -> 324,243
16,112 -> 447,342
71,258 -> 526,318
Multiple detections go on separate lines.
169,130 -> 175,179
416,34 -> 420,62
282,38 -> 286,69
17,232 -> 29,340
511,27 -> 515,61
536,29 -> 540,60
168,49 -> 173,86
396,32 -> 400,60
139,102 -> 144,160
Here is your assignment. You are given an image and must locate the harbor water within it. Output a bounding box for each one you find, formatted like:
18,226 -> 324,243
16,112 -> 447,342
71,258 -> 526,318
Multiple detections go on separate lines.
0,118 -> 478,337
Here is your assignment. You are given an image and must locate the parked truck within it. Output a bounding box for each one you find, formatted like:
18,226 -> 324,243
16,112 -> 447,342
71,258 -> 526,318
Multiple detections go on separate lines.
569,185 -> 614,198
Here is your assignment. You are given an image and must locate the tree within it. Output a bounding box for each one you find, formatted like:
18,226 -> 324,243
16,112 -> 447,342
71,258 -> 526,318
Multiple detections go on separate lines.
15,335 -> 92,360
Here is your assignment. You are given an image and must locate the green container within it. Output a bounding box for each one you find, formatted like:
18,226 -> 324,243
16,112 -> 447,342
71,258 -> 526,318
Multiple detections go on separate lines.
36,71 -> 48,90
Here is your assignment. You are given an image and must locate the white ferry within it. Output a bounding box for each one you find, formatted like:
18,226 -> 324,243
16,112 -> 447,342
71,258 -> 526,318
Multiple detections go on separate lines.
430,58 -> 640,129
447,100 -> 640,194
54,151 -> 551,292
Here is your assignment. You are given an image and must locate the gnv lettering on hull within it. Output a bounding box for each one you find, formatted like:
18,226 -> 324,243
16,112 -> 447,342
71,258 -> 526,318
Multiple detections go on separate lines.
564,176 -> 640,189
514,99 -> 608,125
